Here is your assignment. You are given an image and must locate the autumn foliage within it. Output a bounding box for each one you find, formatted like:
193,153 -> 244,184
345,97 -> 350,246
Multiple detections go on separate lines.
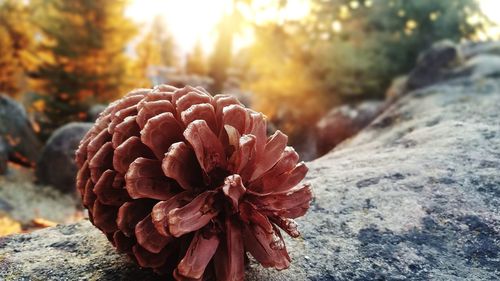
0,0 -> 493,144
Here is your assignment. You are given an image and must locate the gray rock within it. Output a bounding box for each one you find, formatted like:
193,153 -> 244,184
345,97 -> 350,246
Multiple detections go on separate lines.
291,127 -> 319,162
316,100 -> 385,156
453,55 -> 500,80
250,77 -> 500,280
87,104 -> 107,122
36,122 -> 93,193
1,76 -> 500,280
0,137 -> 7,174
406,40 -> 461,91
406,40 -> 500,92
0,222 -> 160,281
461,41 -> 500,59
0,95 -> 42,167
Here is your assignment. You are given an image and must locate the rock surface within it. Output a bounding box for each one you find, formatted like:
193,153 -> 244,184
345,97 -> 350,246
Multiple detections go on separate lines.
461,41 -> 500,59
36,122 -> 93,193
0,222 -> 160,281
0,138 -> 7,174
0,95 -> 42,167
1,53 -> 500,281
455,54 -> 500,79
406,40 -> 460,91
0,165 -> 79,225
406,40 -> 500,93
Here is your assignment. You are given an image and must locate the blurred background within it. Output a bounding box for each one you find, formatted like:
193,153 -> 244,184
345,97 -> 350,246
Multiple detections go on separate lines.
0,0 -> 499,235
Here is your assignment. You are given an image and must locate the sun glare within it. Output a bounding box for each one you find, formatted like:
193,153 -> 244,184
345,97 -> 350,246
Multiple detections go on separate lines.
126,0 -> 233,54
243,0 -> 311,24
126,0 -> 498,55
480,0 -> 500,39
126,0 -> 311,55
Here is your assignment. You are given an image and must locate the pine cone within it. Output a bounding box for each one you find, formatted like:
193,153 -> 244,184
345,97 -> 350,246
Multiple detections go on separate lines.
75,85 -> 312,280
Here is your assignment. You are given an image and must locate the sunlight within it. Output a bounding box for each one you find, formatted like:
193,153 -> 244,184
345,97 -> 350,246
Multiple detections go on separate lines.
126,0 -> 233,53
126,0 -> 311,54
244,0 -> 311,24
480,0 -> 500,39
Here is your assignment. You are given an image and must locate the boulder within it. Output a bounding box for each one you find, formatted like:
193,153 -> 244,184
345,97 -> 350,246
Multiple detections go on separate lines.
316,100 -> 385,156
460,41 -> 500,59
36,122 -> 93,193
406,40 -> 461,91
291,127 -> 319,162
87,104 -> 107,122
0,95 -> 42,167
453,54 -> 500,80
406,40 -> 500,92
0,137 -> 7,174
2,55 -> 500,281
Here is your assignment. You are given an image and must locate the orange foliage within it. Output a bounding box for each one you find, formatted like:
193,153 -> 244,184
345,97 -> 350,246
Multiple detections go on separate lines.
0,214 -> 22,237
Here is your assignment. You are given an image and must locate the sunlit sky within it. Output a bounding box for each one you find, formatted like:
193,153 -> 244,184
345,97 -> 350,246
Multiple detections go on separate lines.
126,0 -> 500,56
126,0 -> 233,55
125,0 -> 310,56
481,0 -> 500,39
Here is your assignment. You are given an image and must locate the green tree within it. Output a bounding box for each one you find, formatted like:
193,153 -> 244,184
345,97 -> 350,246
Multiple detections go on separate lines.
243,0 -> 487,142
30,0 -> 136,135
310,0 -> 487,101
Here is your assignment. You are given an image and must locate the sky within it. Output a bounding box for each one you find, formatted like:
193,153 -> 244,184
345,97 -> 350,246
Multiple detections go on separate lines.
126,0 -> 500,56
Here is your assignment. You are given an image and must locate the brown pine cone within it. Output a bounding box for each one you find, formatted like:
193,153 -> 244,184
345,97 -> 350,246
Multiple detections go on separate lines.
75,85 -> 312,281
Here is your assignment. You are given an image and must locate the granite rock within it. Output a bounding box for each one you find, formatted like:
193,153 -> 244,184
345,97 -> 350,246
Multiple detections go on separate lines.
0,138 -> 7,175
0,95 -> 42,167
461,41 -> 500,59
406,40 -> 461,91
87,104 -> 107,122
0,222 -> 160,281
35,122 -> 93,193
1,60 -> 500,281
316,100 -> 385,156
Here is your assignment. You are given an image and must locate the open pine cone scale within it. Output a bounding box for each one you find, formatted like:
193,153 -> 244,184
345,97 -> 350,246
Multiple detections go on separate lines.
75,85 -> 312,281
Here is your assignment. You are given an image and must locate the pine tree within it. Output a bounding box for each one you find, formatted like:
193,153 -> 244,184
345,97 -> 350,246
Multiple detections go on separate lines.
135,16 -> 177,87
208,1 -> 244,93
152,17 -> 177,68
185,41 -> 208,76
30,0 -> 136,135
0,0 -> 35,96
